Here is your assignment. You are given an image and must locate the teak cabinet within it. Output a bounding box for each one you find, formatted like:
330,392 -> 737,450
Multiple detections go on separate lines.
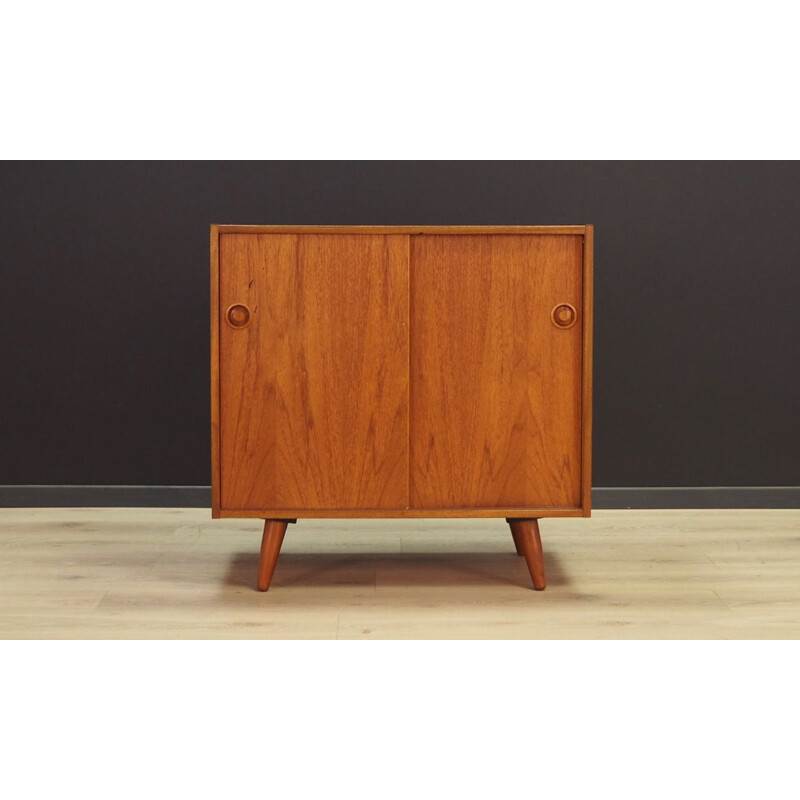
211,225 -> 593,591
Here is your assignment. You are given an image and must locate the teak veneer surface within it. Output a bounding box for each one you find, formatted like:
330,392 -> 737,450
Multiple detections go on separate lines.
212,225 -> 593,520
410,234 -> 582,509
219,234 -> 409,511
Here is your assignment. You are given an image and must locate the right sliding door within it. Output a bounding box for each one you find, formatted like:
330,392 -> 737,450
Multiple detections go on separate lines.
410,234 -> 584,510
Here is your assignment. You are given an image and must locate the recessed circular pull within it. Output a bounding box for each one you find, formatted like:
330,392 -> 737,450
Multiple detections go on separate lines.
551,303 -> 578,329
226,303 -> 251,329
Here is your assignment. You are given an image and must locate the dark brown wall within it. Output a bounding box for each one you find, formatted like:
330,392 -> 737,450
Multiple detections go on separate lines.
1,161 -> 798,487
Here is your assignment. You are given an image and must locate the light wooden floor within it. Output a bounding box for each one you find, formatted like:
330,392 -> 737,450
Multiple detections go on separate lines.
1,508 -> 798,639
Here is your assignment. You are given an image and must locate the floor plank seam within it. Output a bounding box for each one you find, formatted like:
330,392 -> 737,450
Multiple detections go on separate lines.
711,590 -> 734,611
92,591 -> 110,612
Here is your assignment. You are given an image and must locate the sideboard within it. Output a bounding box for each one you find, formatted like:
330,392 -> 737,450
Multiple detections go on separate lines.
211,225 -> 593,590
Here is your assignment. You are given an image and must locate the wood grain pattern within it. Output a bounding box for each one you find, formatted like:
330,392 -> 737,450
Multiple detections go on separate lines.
219,233 -> 409,511
581,225 -> 594,516
212,225 -> 593,520
410,234 -> 583,509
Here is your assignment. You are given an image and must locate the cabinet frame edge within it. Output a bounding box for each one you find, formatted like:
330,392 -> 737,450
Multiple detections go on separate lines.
217,508 -> 585,519
213,224 -> 587,236
581,225 -> 594,516
210,225 -> 221,518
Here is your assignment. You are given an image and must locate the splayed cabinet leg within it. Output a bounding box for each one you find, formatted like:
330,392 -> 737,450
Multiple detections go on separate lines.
257,519 -> 296,591
510,524 -> 525,556
506,518 -> 546,590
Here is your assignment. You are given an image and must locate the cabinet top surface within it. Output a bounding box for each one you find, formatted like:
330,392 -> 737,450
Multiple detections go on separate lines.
213,224 -> 590,235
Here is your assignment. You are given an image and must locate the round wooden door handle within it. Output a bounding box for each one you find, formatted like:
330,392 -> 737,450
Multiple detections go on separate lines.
551,303 -> 578,329
226,303 -> 251,329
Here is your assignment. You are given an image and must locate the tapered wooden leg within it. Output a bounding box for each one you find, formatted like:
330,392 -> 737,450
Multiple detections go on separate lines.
510,525 -> 525,556
506,518 -> 546,590
257,519 -> 296,591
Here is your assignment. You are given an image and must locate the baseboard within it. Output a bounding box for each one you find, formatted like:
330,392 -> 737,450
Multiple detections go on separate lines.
0,485 -> 211,507
592,487 -> 800,509
0,485 -> 798,509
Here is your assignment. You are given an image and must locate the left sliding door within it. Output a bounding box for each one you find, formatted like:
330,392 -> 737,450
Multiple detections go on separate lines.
217,234 -> 410,513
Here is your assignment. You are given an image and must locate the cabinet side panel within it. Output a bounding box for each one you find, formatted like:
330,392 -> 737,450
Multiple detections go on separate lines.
210,225 -> 220,517
582,226 -> 594,515
219,233 -> 409,511
410,234 -> 583,509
